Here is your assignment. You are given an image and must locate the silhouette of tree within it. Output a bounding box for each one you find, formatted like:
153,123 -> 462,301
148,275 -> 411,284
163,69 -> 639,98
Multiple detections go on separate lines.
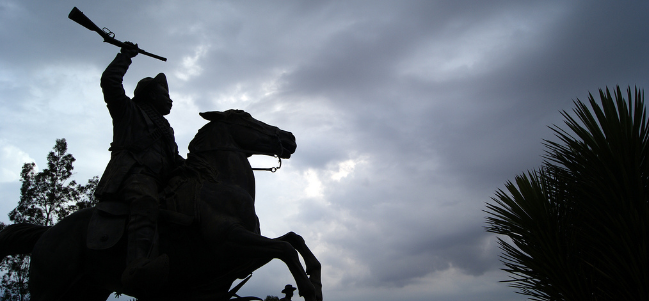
0,139 -> 98,301
264,295 -> 280,301
486,86 -> 649,300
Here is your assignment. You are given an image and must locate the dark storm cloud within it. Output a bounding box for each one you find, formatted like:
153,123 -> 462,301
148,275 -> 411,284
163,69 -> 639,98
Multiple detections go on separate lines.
1,1 -> 648,301
248,0 -> 649,295
288,151 -> 500,287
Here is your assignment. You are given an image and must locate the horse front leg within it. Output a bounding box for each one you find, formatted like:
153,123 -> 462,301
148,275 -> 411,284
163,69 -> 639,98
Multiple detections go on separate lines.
223,225 -> 317,301
275,232 -> 322,301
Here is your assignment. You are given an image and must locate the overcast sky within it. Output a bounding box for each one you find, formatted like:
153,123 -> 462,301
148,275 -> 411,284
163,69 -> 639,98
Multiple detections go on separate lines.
1,1 -> 648,300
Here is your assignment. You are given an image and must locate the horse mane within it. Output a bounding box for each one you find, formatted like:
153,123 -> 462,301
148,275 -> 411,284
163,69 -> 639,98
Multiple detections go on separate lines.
183,153 -> 218,182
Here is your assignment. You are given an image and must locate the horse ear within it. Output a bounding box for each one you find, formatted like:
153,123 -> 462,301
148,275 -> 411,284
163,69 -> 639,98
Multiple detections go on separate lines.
199,111 -> 225,121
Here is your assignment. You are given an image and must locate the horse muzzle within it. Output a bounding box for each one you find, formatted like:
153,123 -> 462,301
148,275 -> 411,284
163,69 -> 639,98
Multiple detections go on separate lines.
278,131 -> 297,159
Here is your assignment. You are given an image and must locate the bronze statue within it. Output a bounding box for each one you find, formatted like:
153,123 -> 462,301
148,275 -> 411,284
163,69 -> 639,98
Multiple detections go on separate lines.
95,45 -> 185,293
0,110 -> 322,301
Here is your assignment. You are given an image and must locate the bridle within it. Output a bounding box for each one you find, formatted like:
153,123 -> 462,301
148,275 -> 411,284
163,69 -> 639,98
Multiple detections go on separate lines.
194,120 -> 285,173
249,129 -> 283,172
252,155 -> 282,173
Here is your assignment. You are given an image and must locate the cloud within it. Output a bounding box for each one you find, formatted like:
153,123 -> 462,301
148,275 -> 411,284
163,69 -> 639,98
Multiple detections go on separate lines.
0,141 -> 34,182
174,43 -> 209,82
2,1 -> 649,300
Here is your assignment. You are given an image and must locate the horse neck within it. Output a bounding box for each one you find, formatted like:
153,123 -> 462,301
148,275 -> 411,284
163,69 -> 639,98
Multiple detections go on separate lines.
202,150 -> 256,200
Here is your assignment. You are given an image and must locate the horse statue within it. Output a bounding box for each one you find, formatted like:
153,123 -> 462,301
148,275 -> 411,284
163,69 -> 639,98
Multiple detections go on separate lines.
0,109 -> 322,301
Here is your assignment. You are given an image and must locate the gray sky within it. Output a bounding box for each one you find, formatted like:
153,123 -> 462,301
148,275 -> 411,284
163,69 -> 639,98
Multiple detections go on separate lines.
1,1 -> 648,300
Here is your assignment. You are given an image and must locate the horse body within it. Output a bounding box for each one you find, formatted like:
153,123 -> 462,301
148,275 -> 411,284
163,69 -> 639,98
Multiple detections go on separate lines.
0,110 -> 322,301
27,205 -> 239,301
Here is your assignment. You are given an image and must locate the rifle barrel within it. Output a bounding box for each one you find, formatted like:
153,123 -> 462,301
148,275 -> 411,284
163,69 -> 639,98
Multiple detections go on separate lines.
68,7 -> 167,62
68,7 -> 102,33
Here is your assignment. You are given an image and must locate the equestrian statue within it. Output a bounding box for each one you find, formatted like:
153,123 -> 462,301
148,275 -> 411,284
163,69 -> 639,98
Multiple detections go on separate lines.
0,41 -> 322,301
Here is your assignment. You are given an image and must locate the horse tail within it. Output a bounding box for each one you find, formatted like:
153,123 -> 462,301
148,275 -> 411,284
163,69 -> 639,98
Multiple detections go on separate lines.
0,223 -> 50,261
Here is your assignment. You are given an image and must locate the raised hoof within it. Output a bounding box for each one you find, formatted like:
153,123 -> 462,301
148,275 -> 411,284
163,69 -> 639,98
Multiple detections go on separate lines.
310,279 -> 323,301
298,282 -> 317,301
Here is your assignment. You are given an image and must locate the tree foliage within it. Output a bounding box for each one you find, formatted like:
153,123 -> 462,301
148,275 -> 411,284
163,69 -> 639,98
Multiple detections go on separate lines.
0,139 -> 98,301
485,86 -> 649,300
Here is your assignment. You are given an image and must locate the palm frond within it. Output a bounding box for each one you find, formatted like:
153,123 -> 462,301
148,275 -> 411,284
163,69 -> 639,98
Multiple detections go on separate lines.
486,86 -> 649,300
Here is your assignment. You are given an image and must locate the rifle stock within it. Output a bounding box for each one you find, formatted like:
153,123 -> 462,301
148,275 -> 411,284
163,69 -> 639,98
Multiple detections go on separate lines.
68,7 -> 167,61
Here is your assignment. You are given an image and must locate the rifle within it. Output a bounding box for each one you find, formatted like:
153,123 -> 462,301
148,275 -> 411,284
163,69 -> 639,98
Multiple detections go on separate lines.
68,7 -> 167,62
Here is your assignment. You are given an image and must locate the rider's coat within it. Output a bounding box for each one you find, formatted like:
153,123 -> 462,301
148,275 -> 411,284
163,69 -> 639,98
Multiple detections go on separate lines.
95,52 -> 184,199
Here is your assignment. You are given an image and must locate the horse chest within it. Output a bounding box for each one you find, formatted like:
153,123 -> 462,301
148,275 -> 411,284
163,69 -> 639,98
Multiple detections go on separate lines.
199,181 -> 259,233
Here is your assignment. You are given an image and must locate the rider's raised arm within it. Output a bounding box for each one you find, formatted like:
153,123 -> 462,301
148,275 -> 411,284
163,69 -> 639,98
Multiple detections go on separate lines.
100,44 -> 138,120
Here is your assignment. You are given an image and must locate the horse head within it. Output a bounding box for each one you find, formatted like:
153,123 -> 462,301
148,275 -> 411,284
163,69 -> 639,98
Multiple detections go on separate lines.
188,109 -> 297,159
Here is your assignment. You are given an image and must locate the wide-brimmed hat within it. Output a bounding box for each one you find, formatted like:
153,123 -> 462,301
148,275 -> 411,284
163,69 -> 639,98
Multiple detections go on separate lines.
281,284 -> 296,294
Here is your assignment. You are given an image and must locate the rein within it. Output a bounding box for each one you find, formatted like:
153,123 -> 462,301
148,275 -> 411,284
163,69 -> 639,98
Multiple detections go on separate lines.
252,155 -> 282,173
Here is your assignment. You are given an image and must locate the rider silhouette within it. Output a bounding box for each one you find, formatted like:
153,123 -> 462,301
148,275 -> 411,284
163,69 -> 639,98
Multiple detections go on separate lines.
279,284 -> 296,301
96,42 -> 184,293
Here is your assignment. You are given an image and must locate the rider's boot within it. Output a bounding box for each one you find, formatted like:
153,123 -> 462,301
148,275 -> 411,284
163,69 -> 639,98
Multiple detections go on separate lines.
121,197 -> 169,295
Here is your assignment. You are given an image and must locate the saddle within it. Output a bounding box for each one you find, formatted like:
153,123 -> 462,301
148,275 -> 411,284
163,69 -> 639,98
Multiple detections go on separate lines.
87,202 -> 129,250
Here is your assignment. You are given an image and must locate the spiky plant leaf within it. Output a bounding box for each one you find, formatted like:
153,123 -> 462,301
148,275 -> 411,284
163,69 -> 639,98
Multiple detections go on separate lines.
486,86 -> 649,300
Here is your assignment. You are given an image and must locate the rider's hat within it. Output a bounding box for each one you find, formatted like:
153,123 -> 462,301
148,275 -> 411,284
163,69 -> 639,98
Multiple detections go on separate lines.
133,73 -> 168,102
281,284 -> 296,294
